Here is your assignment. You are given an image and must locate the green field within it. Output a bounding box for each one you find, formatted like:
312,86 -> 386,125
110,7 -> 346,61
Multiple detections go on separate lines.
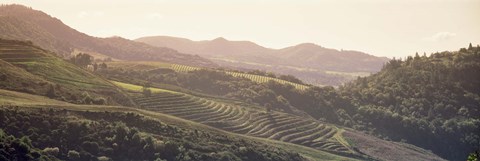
110,80 -> 180,94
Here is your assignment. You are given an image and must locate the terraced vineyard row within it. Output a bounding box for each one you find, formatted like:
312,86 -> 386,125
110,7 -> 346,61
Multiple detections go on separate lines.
225,71 -> 309,90
170,64 -> 309,90
170,64 -> 201,72
0,43 -> 47,60
135,92 -> 353,155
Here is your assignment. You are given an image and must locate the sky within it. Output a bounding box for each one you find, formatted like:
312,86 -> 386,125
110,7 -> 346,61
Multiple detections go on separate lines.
2,0 -> 480,58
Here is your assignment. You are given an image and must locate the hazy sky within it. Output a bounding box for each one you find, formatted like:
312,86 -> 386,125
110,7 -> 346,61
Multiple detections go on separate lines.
3,0 -> 480,58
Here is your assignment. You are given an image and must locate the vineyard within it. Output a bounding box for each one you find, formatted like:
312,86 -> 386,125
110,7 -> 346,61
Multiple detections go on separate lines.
0,39 -> 133,105
106,62 -> 310,90
0,40 -> 114,89
133,90 -> 355,155
0,42 -> 48,62
170,64 -> 309,90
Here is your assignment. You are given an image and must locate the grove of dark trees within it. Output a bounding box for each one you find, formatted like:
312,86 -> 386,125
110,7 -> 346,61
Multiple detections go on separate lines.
0,107 -> 305,161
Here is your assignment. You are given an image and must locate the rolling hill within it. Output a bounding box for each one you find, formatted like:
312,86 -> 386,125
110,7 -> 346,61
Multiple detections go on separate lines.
0,4 -> 215,67
0,38 -> 447,161
1,4 -> 473,161
136,36 -> 389,86
0,38 -> 132,105
113,81 -> 351,154
108,80 -> 445,161
106,61 -> 310,90
0,90 -> 317,161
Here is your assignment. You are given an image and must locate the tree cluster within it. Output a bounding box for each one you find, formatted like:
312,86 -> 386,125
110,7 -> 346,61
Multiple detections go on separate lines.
69,53 -> 107,71
0,107 -> 304,161
339,44 -> 480,160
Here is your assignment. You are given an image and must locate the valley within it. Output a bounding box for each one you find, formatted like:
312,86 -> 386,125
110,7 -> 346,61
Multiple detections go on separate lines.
0,3 -> 479,161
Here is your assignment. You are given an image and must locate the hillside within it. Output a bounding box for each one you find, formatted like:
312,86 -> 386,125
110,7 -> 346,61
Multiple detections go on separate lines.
0,38 -> 448,160
0,38 -> 132,105
0,4 -> 215,67
100,50 -> 478,160
0,4 -> 471,161
136,36 -> 389,86
112,81 -> 354,155
0,92 -> 313,161
94,61 -> 446,160
339,45 -> 480,160
112,80 -> 445,161
105,61 -> 310,90
0,87 -> 370,161
277,43 -> 388,72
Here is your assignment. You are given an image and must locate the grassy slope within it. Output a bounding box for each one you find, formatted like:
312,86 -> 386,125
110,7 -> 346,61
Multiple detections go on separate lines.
0,59 -> 51,94
110,80 -> 180,94
0,89 -> 71,106
0,39 -> 132,105
0,89 -> 358,161
107,61 -> 310,90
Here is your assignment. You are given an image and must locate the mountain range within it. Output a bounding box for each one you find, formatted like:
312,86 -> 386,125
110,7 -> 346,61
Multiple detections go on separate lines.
0,4 -> 389,86
0,4 -> 215,67
136,36 -> 389,86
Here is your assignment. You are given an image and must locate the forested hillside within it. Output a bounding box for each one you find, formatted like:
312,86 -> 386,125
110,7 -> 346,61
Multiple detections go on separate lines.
98,68 -> 445,161
339,44 -> 480,160
0,106 -> 307,161
98,45 -> 480,160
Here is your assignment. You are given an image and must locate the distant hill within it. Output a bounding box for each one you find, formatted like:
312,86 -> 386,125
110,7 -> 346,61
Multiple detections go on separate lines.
136,36 -> 389,86
277,43 -> 388,72
0,4 -> 215,67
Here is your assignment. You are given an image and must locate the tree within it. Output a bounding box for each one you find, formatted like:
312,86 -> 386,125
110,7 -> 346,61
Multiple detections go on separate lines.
42,147 -> 59,156
414,52 -> 420,60
70,53 -> 93,68
142,86 -> 152,97
93,63 -> 98,71
93,97 -> 107,105
264,103 -> 272,112
82,92 -> 93,104
67,150 -> 80,160
278,75 -> 303,84
468,43 -> 473,50
100,62 -> 107,69
82,141 -> 99,155
46,84 -> 56,98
